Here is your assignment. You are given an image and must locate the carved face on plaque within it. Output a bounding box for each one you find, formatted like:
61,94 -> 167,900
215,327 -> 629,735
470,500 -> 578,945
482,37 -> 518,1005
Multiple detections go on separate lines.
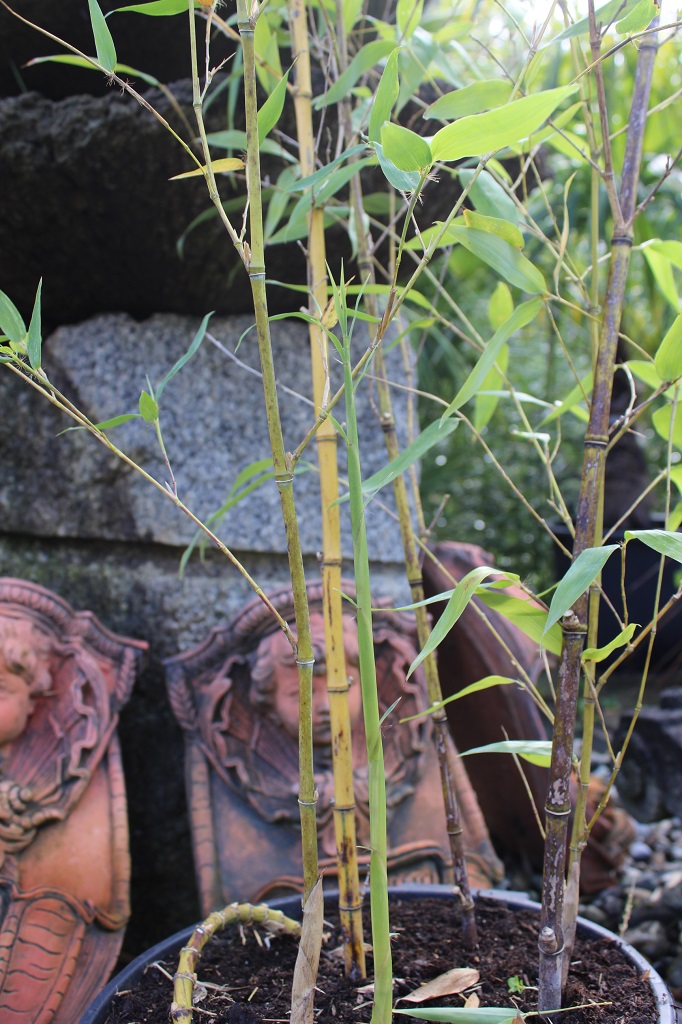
0,618 -> 53,750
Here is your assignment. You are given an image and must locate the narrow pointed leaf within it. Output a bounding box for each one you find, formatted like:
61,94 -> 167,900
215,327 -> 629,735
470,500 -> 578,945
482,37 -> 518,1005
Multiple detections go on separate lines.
543,0 -> 641,46
401,676 -> 517,722
369,47 -> 401,142
463,210 -> 524,249
156,312 -> 213,400
446,226 -> 546,292
381,123 -> 432,172
258,67 -> 291,143
88,0 -> 117,72
340,419 -> 458,503
653,404 -> 682,449
430,85 -> 576,162
0,289 -> 26,346
425,80 -> 513,121
26,278 -> 42,370
395,1006 -> 519,1022
582,623 -> 638,663
654,314 -> 682,382
320,39 -> 396,109
397,0 -> 424,40
113,0 -> 191,13
476,588 -> 562,655
459,168 -> 520,226
461,739 -> 553,767
285,145 -> 367,192
95,413 -> 140,429
442,298 -> 543,418
642,245 -> 680,311
541,372 -> 593,424
544,545 -> 619,634
407,567 -> 509,678
625,529 -> 682,563
170,158 -> 245,180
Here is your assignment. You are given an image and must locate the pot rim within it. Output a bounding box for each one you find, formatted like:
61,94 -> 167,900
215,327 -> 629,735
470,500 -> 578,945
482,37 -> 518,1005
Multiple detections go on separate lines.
78,884 -> 678,1024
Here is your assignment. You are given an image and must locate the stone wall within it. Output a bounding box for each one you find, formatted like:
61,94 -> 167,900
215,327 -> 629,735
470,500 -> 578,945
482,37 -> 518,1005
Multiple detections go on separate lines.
0,11 -> 413,957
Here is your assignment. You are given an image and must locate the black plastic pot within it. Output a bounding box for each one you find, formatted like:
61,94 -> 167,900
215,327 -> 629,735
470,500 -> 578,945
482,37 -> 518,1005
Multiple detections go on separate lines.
78,885 -> 678,1023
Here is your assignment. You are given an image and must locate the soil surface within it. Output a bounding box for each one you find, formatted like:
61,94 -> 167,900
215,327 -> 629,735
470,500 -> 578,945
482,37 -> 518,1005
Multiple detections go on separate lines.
106,896 -> 659,1024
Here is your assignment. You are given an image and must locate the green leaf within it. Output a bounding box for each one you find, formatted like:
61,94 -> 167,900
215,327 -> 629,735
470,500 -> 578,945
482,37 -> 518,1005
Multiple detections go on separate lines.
112,0 -> 189,13
26,278 -> 42,371
397,0 -> 424,40
26,55 -> 160,87
320,39 -> 396,109
616,0 -> 657,33
0,289 -> 26,347
407,566 -> 511,678
156,312 -> 214,400
642,246 -> 680,311
446,225 -> 546,292
395,1010 -> 518,1024
474,342 -> 508,431
401,676 -> 517,722
626,359 -> 662,390
424,80 -> 514,121
430,85 -> 576,163
369,47 -> 401,143
95,413 -> 140,429
463,210 -> 524,249
380,123 -> 432,173
442,298 -> 543,418
654,314 -> 682,381
285,144 -> 368,192
582,623 -> 638,663
488,282 -> 514,330
625,528 -> 682,563
543,0 -> 642,46
341,418 -> 458,503
139,390 -> 159,423
258,66 -> 291,144
652,403 -> 682,449
476,588 -> 563,656
459,169 -> 520,226
648,239 -> 682,272
88,0 -> 117,72
461,739 -> 553,767
373,141 -> 421,193
544,545 -> 619,634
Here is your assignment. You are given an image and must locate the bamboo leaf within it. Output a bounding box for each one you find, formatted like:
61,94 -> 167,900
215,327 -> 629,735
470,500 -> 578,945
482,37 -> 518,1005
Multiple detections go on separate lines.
463,210 -> 524,249
113,0 -> 192,13
397,0 -> 424,41
442,298 -> 543,418
395,1006 -> 519,1022
540,372 -> 593,425
446,226 -> 546,292
424,80 -> 513,121
461,739 -> 553,767
290,879 -> 323,1024
27,55 -> 160,88
373,141 -> 421,192
285,145 -> 368,192
476,588 -> 562,655
88,0 -> 117,72
381,123 -> 432,173
430,86 -> 576,162
401,676 -> 518,722
654,314 -> 682,382
543,0 -> 642,46
642,244 -> 680,311
582,623 -> 638,663
156,312 -> 213,400
95,413 -> 140,429
258,66 -> 291,144
488,282 -> 514,330
407,567 -> 509,678
625,528 -> 682,562
0,289 -> 26,346
368,47 -> 401,143
474,342 -> 508,431
459,168 -> 520,226
320,39 -> 396,109
139,390 -> 159,423
26,278 -> 42,371
652,404 -> 682,449
544,545 -> 619,634
616,0 -> 657,33
401,967 -> 480,1003
346,418 -> 458,502
170,158 -> 245,180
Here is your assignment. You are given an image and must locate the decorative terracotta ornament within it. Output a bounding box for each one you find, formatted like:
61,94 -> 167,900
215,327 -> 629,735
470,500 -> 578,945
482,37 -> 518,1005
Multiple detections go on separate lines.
165,582 -> 504,915
0,578 -> 147,1024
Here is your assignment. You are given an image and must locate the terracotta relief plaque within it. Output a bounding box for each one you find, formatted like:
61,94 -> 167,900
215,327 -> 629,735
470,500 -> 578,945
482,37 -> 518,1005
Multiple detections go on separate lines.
165,583 -> 503,915
0,579 -> 146,1024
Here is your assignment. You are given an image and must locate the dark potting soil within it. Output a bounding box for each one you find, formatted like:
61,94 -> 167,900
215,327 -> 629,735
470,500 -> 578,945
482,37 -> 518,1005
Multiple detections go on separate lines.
105,896 -> 659,1024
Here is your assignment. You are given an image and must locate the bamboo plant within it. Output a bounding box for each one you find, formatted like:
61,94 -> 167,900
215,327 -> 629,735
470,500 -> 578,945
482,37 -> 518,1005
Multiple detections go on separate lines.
3,0 -> 682,1022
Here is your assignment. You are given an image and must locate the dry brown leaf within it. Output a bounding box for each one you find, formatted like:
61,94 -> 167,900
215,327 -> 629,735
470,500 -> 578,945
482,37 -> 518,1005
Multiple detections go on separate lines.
328,941 -> 373,960
400,967 -> 481,1003
463,992 -> 480,1008
290,879 -> 324,1024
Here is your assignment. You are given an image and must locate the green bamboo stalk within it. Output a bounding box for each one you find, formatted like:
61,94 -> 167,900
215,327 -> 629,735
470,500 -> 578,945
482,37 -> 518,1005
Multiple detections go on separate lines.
538,12 -> 660,1010
232,0 -> 319,901
338,288 -> 392,1024
286,0 -> 366,978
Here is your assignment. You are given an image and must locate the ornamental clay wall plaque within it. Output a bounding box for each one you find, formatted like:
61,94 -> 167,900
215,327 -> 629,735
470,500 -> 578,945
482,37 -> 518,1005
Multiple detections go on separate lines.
165,582 -> 504,915
0,578 -> 146,1024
